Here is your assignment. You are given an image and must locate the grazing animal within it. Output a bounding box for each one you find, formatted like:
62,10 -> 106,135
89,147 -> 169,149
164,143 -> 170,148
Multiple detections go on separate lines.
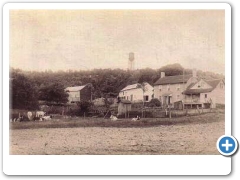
42,116 -> 52,121
110,115 -> 118,121
27,111 -> 33,121
132,116 -> 140,121
36,111 -> 46,118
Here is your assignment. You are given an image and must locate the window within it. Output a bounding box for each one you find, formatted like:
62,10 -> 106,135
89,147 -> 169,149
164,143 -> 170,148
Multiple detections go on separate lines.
123,91 -> 124,95
144,95 -> 149,102
159,85 -> 162,91
167,85 -> 170,91
130,95 -> 133,101
177,85 -> 180,91
205,94 -> 207,98
177,95 -> 180,100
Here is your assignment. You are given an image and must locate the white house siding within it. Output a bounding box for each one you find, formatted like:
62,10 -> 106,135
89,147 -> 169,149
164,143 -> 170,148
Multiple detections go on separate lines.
119,88 -> 153,102
190,79 -> 212,89
143,83 -> 154,102
154,77 -> 198,105
200,81 -> 225,108
154,83 -> 186,105
186,80 -> 225,108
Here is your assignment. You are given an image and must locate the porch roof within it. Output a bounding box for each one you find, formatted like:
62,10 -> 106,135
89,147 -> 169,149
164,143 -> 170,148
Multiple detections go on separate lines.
182,88 -> 213,95
162,92 -> 173,96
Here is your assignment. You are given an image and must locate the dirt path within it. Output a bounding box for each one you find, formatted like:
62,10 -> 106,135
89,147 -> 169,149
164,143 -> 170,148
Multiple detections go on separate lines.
10,118 -> 224,155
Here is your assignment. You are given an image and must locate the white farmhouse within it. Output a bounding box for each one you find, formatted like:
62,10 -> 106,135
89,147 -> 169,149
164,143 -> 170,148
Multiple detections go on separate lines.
118,82 -> 153,102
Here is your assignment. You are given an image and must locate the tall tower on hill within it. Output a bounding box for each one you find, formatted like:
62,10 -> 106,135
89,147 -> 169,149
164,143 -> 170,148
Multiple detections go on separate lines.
128,52 -> 135,71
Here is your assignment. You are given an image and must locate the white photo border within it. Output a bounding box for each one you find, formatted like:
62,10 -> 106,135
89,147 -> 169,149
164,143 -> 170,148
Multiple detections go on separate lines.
3,2 -> 231,175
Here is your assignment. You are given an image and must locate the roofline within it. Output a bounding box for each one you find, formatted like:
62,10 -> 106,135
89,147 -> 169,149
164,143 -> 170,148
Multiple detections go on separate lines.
120,86 -> 141,92
154,74 -> 194,85
154,82 -> 189,86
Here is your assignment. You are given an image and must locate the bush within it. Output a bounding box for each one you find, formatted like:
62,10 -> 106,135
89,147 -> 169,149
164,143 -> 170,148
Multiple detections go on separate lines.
76,101 -> 93,116
146,98 -> 161,107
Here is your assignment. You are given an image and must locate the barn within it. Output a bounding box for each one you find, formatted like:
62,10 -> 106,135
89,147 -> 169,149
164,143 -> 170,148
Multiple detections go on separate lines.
65,83 -> 92,103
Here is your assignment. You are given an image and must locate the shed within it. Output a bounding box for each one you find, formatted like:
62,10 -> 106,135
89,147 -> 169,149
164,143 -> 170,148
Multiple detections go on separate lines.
118,99 -> 132,118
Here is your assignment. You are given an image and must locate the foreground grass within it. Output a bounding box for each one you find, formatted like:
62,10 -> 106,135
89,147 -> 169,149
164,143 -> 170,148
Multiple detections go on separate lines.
10,112 -> 224,130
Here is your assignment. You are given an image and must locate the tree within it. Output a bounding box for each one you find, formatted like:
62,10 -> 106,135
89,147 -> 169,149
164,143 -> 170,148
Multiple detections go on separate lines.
39,83 -> 69,104
77,101 -> 93,115
10,73 -> 39,110
147,98 -> 161,107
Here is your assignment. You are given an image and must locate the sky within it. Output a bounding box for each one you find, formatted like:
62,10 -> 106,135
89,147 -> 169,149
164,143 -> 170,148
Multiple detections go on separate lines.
10,10 -> 225,74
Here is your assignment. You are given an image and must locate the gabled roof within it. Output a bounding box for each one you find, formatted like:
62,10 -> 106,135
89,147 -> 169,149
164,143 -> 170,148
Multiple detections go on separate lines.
206,79 -> 222,89
65,85 -> 86,92
182,79 -> 223,95
154,74 -> 193,85
121,82 -> 153,92
183,88 -> 213,95
120,83 -> 142,91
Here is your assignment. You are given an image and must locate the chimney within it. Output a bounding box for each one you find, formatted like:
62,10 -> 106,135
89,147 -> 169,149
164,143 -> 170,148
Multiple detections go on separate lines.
192,68 -> 197,78
161,72 -> 165,78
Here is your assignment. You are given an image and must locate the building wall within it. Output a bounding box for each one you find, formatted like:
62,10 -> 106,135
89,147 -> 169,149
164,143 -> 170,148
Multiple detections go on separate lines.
190,79 -> 212,89
154,83 -> 186,104
185,80 -> 225,108
67,86 -> 92,103
80,86 -> 92,101
67,91 -> 80,103
154,77 -> 198,105
119,88 -> 143,102
118,103 -> 131,115
212,81 -> 225,104
119,87 -> 153,102
200,81 -> 225,108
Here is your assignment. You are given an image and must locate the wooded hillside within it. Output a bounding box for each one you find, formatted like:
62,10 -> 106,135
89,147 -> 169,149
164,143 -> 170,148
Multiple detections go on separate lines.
10,63 -> 224,109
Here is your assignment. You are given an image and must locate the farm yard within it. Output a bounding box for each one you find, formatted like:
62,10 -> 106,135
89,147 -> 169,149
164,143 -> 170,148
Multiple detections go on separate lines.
10,111 -> 224,155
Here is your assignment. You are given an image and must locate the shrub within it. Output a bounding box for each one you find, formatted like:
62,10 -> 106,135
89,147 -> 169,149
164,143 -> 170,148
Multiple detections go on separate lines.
76,101 -> 93,116
146,98 -> 161,107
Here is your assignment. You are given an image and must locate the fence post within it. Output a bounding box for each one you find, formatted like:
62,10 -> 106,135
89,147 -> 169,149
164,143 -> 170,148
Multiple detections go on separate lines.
169,107 -> 171,119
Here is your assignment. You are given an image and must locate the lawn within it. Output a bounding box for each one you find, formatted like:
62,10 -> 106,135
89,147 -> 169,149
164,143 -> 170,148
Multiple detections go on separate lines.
10,111 -> 224,130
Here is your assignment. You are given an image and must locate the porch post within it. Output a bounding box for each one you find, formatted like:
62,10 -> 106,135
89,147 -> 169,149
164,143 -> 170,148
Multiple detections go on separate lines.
191,94 -> 193,109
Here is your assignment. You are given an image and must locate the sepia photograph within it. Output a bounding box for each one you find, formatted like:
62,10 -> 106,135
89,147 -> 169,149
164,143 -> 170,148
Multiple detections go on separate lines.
8,6 -> 226,156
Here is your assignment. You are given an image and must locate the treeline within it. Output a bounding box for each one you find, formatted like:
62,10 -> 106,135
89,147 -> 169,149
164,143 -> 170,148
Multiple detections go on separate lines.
10,63 -> 224,110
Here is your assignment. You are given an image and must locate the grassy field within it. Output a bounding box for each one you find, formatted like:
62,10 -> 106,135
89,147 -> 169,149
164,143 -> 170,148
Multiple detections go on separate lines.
10,111 -> 224,130
10,112 -> 224,155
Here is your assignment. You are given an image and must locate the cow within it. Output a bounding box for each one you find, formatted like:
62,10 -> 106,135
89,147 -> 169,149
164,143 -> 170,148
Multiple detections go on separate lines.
42,115 -> 52,121
36,111 -> 46,117
110,115 -> 118,121
35,111 -> 46,121
132,116 -> 140,121
27,111 -> 33,121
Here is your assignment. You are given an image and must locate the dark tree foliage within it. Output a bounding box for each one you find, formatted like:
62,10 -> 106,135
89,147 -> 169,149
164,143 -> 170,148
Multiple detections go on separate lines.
77,101 -> 93,114
10,63 -> 224,105
146,98 -> 161,107
158,63 -> 185,76
39,83 -> 69,104
10,72 -> 39,110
